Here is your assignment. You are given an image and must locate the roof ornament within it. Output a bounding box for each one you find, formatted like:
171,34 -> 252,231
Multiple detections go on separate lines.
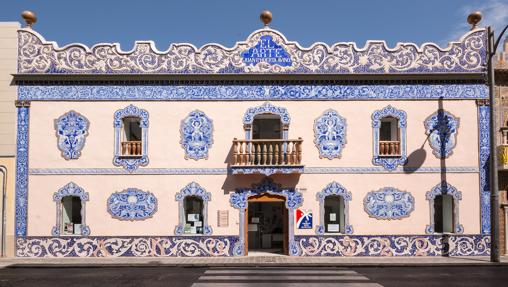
21,10 -> 37,29
260,10 -> 272,28
467,11 -> 482,30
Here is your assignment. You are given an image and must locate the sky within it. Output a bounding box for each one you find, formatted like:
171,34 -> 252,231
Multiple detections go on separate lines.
0,0 -> 507,50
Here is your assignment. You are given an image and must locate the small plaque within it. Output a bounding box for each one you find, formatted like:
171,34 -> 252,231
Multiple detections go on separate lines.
217,210 -> 229,227
251,217 -> 260,223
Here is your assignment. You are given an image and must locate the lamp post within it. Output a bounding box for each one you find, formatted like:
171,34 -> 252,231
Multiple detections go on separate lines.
469,11 -> 508,263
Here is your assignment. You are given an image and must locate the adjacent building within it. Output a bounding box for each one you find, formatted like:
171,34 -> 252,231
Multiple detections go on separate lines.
0,22 -> 20,257
10,14 -> 491,257
495,37 -> 508,256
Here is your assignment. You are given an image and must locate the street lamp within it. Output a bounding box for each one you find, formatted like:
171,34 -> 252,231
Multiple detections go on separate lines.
469,11 -> 508,263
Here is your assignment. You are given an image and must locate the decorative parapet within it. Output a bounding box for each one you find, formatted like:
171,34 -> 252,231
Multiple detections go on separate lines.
17,27 -> 487,75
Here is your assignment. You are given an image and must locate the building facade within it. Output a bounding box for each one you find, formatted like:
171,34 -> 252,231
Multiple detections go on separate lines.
0,22 -> 20,257
11,18 -> 491,257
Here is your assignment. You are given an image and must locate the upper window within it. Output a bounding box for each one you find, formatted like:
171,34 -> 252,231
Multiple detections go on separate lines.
52,182 -> 90,236
371,105 -> 407,171
252,114 -> 282,139
379,116 -> 400,156
113,105 -> 149,172
121,117 -> 142,156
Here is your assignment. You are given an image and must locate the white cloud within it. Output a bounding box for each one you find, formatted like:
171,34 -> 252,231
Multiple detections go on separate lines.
445,0 -> 508,46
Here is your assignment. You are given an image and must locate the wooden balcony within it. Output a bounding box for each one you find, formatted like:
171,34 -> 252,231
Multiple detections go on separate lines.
379,141 -> 401,157
121,141 -> 142,157
231,138 -> 304,175
499,145 -> 508,168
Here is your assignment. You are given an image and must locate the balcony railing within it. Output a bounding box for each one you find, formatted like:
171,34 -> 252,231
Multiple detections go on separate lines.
121,141 -> 142,156
232,138 -> 303,166
499,145 -> 508,167
379,141 -> 401,157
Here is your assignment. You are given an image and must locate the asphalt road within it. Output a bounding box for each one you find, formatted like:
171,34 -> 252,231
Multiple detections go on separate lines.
0,266 -> 507,287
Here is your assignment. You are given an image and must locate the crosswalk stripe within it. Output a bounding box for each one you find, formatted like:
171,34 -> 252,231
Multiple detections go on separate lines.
205,270 -> 358,275
198,275 -> 370,281
191,283 -> 383,287
192,268 -> 384,287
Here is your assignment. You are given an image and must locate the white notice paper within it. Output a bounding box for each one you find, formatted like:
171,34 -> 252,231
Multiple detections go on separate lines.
248,224 -> 258,232
328,224 -> 340,232
329,213 -> 337,221
252,217 -> 260,223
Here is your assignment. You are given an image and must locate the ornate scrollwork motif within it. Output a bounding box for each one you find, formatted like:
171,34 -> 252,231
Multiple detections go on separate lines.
18,28 -> 486,75
55,111 -> 89,160
363,187 -> 415,220
107,188 -> 157,221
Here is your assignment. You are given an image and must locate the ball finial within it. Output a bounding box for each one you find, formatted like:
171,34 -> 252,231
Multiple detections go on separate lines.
260,10 -> 272,27
467,11 -> 482,30
21,10 -> 37,28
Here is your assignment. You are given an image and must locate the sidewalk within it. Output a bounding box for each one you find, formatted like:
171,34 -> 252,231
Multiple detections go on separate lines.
1,255 -> 508,268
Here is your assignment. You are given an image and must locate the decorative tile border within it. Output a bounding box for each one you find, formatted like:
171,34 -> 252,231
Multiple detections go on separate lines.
17,28 -> 486,74
16,235 -> 489,257
16,236 -> 239,257
477,103 -> 491,235
15,101 -> 30,237
18,84 -> 488,101
28,166 -> 479,175
295,234 -> 490,256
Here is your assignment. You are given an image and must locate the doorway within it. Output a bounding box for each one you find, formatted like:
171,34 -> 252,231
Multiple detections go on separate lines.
246,193 -> 288,255
252,114 -> 282,139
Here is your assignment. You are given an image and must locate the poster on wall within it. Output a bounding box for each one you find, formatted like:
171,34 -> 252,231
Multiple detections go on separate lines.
296,209 -> 312,229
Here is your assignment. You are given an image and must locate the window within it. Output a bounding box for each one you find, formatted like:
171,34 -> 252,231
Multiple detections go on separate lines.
252,114 -> 282,139
316,181 -> 353,235
175,182 -> 212,235
113,105 -> 149,172
61,196 -> 83,235
184,196 -> 204,234
379,116 -> 400,156
425,181 -> 463,234
433,194 -> 455,233
121,117 -> 142,157
324,195 -> 345,233
371,105 -> 407,171
52,182 -> 90,236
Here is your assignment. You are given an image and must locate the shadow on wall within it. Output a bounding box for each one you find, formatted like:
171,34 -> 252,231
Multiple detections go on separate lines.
403,147 -> 427,174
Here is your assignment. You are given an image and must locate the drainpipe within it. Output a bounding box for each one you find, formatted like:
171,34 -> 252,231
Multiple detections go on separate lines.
0,165 -> 7,257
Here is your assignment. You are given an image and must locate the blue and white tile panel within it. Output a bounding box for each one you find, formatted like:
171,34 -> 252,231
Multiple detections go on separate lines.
17,28 -> 486,74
